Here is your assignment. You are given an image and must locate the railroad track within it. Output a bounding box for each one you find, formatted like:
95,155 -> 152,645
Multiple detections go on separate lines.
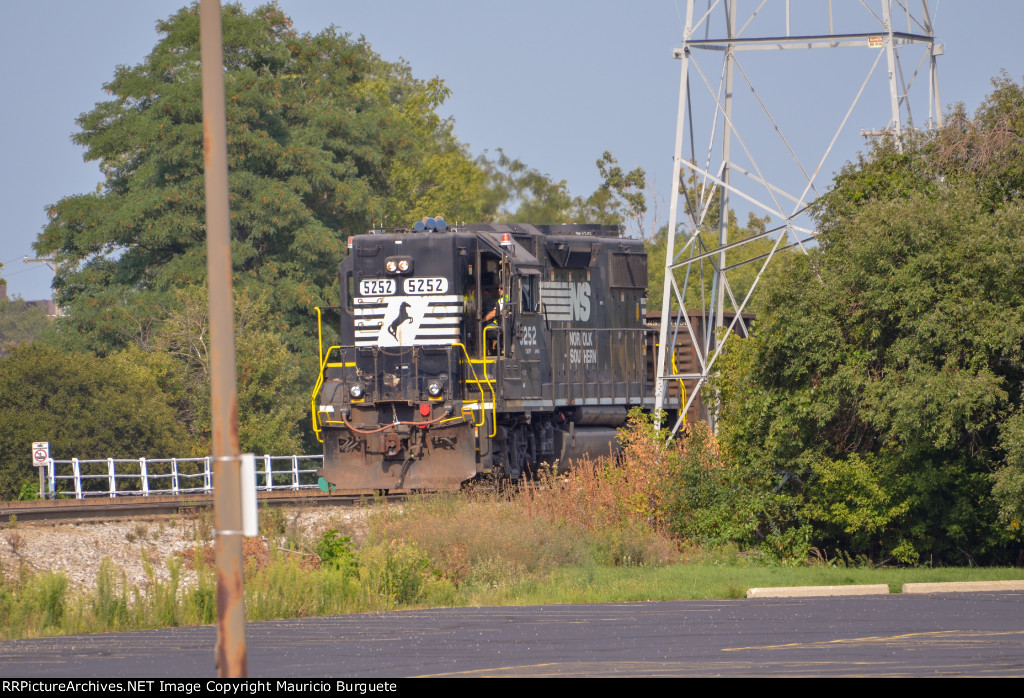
0,490 -> 401,524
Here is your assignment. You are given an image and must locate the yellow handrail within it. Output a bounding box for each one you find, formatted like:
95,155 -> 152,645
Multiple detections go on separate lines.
480,326 -> 502,437
313,341 -> 494,437
311,303 -> 499,440
311,307 -> 330,443
451,341 -> 497,436
671,346 -> 687,427
310,344 -> 343,443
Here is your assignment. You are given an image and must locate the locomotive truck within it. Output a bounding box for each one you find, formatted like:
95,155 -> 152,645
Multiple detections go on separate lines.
311,220 -> 678,492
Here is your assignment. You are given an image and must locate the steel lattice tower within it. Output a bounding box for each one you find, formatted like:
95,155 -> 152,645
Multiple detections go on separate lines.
654,0 -> 942,432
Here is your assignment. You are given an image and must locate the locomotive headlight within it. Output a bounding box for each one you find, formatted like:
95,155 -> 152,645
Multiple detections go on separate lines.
427,381 -> 443,397
349,383 -> 364,399
384,256 -> 412,275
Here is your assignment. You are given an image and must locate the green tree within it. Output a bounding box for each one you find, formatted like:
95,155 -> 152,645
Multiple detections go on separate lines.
715,75 -> 1024,564
645,175 -> 779,312
0,345 -> 187,499
0,298 -> 52,355
134,285 -> 306,456
36,3 -> 498,357
482,149 -> 647,229
578,151 -> 648,228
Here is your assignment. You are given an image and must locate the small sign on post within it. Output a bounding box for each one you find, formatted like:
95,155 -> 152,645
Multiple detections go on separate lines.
32,442 -> 49,465
32,441 -> 49,498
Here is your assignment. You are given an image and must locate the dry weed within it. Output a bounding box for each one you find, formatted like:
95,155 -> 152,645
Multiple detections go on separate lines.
4,531 -> 25,557
180,538 -> 275,575
366,493 -> 589,585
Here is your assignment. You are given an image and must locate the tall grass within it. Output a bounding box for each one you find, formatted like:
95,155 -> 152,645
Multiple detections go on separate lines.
0,554 -> 218,639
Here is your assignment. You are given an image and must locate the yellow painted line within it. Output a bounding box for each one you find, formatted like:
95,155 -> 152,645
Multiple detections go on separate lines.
413,661 -> 735,678
412,659 -> 906,678
414,662 -> 560,678
722,629 -> 1024,652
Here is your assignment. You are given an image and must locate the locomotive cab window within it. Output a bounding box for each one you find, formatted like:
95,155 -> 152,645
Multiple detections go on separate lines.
519,274 -> 539,313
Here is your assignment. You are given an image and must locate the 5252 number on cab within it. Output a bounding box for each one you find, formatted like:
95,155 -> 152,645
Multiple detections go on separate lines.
404,277 -> 448,295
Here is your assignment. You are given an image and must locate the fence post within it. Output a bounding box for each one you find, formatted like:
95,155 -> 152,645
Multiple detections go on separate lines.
108,457 -> 117,497
140,456 -> 149,496
291,455 -> 299,490
264,454 -> 271,491
204,456 -> 212,492
46,458 -> 55,500
171,459 -> 180,494
72,458 -> 82,499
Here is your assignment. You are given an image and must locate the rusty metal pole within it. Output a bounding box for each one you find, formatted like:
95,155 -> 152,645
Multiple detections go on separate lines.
199,0 -> 247,677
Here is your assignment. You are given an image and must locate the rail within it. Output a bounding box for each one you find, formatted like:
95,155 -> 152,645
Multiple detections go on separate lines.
38,454 -> 323,499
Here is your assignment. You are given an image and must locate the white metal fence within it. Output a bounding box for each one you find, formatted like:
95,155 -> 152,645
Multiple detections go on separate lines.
40,454 -> 323,499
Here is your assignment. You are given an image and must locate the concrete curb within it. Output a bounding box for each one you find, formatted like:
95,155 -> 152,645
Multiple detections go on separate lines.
901,580 -> 1024,594
746,584 -> 890,598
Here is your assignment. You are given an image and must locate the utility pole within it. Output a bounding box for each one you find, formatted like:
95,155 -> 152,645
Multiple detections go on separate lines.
200,0 -> 247,678
23,256 -> 63,316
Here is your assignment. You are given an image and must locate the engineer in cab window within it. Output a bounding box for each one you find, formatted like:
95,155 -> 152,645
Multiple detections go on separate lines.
484,284 -> 504,354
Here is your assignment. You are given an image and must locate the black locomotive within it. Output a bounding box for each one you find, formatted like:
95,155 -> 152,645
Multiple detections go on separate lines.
311,221 -> 677,492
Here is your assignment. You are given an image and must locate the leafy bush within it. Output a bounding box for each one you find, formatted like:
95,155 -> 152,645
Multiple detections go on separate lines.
315,529 -> 358,575
16,481 -> 40,501
568,410 -> 773,554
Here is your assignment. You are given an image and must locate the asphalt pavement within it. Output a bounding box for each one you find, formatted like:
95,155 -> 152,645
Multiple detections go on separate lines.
1,592 -> 1022,677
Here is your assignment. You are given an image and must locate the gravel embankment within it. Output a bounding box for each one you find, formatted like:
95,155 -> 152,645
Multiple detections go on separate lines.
0,506 -> 366,592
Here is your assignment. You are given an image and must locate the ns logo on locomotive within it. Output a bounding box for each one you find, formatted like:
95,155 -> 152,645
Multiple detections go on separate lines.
311,219 -> 678,492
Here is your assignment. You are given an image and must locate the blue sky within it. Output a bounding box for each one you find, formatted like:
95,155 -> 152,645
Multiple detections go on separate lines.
2,1 -> 1022,300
